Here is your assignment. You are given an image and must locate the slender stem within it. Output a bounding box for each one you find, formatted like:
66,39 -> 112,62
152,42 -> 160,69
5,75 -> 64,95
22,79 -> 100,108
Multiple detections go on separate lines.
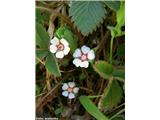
110,36 -> 114,64
109,108 -> 125,120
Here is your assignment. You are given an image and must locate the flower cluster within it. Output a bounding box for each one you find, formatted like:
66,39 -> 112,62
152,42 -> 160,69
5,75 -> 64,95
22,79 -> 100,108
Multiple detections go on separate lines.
62,82 -> 79,99
49,36 -> 96,99
50,37 -> 70,59
73,45 -> 95,68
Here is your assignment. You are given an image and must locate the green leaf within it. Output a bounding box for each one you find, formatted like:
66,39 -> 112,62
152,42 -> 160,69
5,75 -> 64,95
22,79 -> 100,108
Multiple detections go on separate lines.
101,80 -> 123,109
36,8 -> 50,24
69,1 -> 107,36
113,69 -> 125,79
45,53 -> 61,77
116,2 -> 125,28
55,27 -> 66,39
104,1 -> 120,12
36,23 -> 50,49
36,49 -> 49,64
79,96 -> 109,120
63,29 -> 77,52
93,61 -> 113,79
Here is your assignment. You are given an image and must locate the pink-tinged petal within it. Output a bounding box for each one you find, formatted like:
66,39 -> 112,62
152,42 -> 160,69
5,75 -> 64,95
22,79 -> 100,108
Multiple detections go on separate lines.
49,45 -> 57,53
50,37 -> 59,45
81,45 -> 90,54
68,93 -> 75,99
73,87 -> 79,94
62,83 -> 68,90
73,49 -> 81,58
80,61 -> 89,68
68,82 -> 75,88
62,91 -> 69,97
88,50 -> 95,60
63,46 -> 70,55
56,51 -> 64,58
73,58 -> 81,67
60,38 -> 69,47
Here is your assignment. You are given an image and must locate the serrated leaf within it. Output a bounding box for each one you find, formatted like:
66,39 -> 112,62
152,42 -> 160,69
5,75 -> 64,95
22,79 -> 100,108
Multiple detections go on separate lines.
69,1 -> 107,36
101,80 -> 123,109
36,49 -> 49,64
104,1 -> 120,12
36,23 -> 50,49
93,61 -> 113,79
45,53 -> 61,77
55,27 -> 66,39
79,96 -> 109,120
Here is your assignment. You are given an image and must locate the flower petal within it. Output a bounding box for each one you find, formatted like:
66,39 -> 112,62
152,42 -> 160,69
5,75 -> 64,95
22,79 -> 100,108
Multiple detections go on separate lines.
56,51 -> 64,59
63,46 -> 70,55
62,91 -> 69,97
49,45 -> 57,53
73,49 -> 81,58
81,45 -> 90,54
60,38 -> 69,47
73,58 -> 81,67
50,37 -> 59,45
88,50 -> 95,60
68,93 -> 75,99
73,87 -> 79,94
62,83 -> 68,90
68,82 -> 75,88
80,61 -> 89,68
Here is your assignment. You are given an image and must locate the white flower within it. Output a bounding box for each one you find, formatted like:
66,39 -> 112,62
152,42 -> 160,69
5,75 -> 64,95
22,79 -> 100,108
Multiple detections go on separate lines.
62,82 -> 79,99
49,37 -> 70,59
73,45 -> 95,68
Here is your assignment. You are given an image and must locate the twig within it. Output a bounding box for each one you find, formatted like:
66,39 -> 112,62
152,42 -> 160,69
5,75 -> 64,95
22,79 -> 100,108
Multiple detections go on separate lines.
79,87 -> 94,94
97,31 -> 110,55
36,57 -> 45,66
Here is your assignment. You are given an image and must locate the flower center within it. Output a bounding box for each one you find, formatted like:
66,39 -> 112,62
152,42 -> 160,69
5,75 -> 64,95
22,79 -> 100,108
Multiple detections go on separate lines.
57,43 -> 64,51
67,87 -> 73,93
81,54 -> 88,61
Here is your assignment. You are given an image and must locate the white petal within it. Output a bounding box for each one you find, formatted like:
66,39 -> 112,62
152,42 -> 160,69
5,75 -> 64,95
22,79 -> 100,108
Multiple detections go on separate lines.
68,82 -> 75,88
60,38 -> 69,47
73,58 -> 81,67
50,37 -> 59,45
62,83 -> 68,90
81,45 -> 90,54
62,91 -> 69,97
68,93 -> 75,99
80,61 -> 89,68
73,87 -> 79,94
49,45 -> 57,53
56,51 -> 64,59
73,49 -> 81,58
88,50 -> 95,60
63,46 -> 70,55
